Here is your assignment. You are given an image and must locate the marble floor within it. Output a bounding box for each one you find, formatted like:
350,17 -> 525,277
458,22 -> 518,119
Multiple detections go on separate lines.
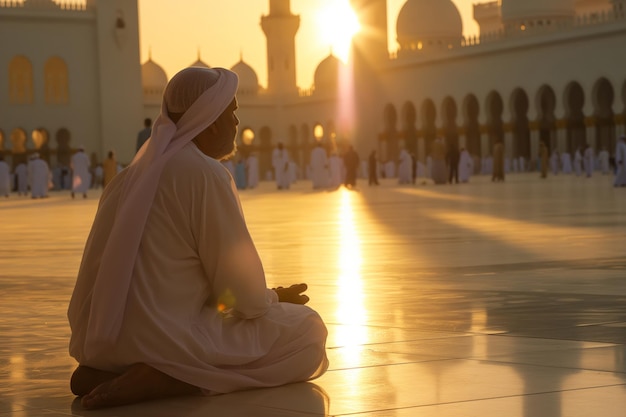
1,172 -> 625,416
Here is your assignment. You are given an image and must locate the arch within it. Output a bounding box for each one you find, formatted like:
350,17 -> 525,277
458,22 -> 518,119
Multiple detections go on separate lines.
240,127 -> 255,146
536,85 -> 557,151
9,55 -> 34,104
485,91 -> 504,152
592,77 -> 615,152
44,56 -> 69,104
32,128 -> 50,150
0,130 -> 5,151
421,99 -> 437,156
462,94 -> 481,157
441,96 -> 459,150
510,88 -> 531,158
383,103 -> 398,131
563,81 -> 586,153
401,101 -> 418,156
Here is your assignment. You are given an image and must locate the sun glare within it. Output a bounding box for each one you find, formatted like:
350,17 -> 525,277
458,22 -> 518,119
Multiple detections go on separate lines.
316,0 -> 361,62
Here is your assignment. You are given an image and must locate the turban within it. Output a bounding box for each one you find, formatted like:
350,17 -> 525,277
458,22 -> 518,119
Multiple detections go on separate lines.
84,67 -> 239,353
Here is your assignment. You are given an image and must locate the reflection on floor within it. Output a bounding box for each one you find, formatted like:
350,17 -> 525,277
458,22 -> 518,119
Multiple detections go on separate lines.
1,173 -> 625,416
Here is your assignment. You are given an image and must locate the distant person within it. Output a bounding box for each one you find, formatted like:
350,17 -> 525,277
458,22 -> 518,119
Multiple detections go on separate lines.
458,148 -> 473,183
102,151 -> 117,188
368,150 -> 379,186
28,153 -> 50,198
539,142 -> 549,179
15,161 -> 28,195
614,136 -> 626,187
328,152 -> 343,189
272,142 -> 290,189
397,148 -> 412,184
0,156 -> 10,197
136,118 -> 152,152
71,146 -> 91,199
67,67 -> 328,410
246,153 -> 259,189
310,142 -> 328,189
561,151 -> 572,174
583,144 -> 594,178
342,145 -> 360,188
574,147 -> 583,176
492,140 -> 505,182
93,164 -> 104,189
235,157 -> 247,189
431,138 -> 447,184
446,145 -> 460,184
598,147 -> 610,175
550,149 -> 560,175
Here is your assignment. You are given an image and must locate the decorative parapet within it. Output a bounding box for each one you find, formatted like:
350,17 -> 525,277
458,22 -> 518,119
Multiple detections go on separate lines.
392,8 -> 626,59
0,0 -> 92,11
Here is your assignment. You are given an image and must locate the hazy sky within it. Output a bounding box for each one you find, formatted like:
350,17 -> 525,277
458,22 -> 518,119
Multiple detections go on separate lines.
138,0 -> 479,89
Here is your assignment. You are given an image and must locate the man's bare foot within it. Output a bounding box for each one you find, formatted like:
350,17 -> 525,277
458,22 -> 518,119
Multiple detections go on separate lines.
80,363 -> 200,409
71,365 -> 120,396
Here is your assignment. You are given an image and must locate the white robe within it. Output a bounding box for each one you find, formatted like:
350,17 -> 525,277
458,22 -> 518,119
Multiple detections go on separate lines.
246,155 -> 259,189
310,147 -> 328,189
28,159 -> 50,198
458,150 -> 473,183
614,141 -> 626,186
598,150 -> 610,175
384,161 -> 396,179
328,155 -> 342,188
272,148 -> 290,189
561,153 -> 572,174
0,161 -> 10,196
68,143 -> 328,393
550,152 -> 560,175
574,151 -> 583,176
71,151 -> 92,194
397,150 -> 412,184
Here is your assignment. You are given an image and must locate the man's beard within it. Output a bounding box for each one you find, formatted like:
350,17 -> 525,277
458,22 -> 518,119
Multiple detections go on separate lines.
217,140 -> 237,161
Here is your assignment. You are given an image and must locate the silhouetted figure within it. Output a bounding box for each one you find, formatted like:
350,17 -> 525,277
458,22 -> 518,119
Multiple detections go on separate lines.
492,141 -> 505,182
136,118 -> 152,152
539,142 -> 549,179
368,150 -> 379,186
343,145 -> 360,188
446,146 -> 460,184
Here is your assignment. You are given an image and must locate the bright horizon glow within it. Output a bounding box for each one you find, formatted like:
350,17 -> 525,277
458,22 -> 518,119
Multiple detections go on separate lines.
315,0 -> 361,63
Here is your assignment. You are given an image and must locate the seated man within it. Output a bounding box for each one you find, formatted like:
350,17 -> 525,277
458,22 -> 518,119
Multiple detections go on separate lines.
67,67 -> 329,410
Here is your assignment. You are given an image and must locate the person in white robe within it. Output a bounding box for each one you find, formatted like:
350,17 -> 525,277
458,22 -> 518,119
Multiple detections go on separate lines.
518,156 -> 526,172
583,144 -> 594,177
458,148 -> 473,183
309,144 -> 328,189
561,152 -> 572,174
67,68 -> 328,410
574,148 -> 583,176
384,160 -> 396,179
71,147 -> 92,198
272,142 -> 290,189
0,157 -> 10,197
598,148 -> 610,175
28,153 -> 50,198
328,152 -> 342,188
15,162 -> 28,195
550,151 -> 560,175
614,136 -> 626,187
397,149 -> 412,184
246,153 -> 259,189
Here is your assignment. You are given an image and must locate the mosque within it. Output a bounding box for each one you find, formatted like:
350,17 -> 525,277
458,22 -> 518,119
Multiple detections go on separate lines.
1,0 -> 625,177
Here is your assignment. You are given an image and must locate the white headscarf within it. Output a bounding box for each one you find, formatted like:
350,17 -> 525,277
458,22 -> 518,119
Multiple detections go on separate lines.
85,67 -> 239,352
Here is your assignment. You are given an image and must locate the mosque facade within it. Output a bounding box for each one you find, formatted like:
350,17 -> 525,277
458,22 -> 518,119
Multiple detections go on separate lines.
1,0 -> 625,177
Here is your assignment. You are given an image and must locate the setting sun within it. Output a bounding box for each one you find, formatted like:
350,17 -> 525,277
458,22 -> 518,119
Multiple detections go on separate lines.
315,0 -> 361,62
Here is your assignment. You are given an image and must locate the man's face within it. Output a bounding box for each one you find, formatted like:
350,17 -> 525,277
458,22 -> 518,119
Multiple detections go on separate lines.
194,98 -> 240,160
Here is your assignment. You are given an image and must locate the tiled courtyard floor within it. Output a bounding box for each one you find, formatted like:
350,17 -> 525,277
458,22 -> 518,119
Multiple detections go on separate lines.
1,172 -> 625,416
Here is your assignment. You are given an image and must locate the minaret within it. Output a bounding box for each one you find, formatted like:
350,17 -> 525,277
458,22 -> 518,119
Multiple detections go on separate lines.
261,0 -> 300,96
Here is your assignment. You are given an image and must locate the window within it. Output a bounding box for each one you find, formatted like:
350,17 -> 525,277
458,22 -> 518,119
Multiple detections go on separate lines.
44,56 -> 69,104
9,56 -> 34,104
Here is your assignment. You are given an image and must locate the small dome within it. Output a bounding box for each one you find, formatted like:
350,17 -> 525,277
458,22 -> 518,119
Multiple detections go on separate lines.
313,54 -> 344,93
231,60 -> 259,95
396,0 -> 463,51
141,58 -> 167,89
501,0 -> 576,22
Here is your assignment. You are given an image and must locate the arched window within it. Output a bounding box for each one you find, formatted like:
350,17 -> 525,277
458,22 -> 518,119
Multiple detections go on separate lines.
9,56 -> 34,104
44,56 -> 69,104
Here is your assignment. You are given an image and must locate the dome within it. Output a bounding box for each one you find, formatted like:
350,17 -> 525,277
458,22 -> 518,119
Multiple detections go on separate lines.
313,54 -> 344,93
141,58 -> 167,89
396,0 -> 463,51
501,0 -> 576,22
230,60 -> 259,95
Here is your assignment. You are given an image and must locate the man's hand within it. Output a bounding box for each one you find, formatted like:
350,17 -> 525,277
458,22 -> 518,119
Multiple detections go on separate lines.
273,283 -> 310,305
